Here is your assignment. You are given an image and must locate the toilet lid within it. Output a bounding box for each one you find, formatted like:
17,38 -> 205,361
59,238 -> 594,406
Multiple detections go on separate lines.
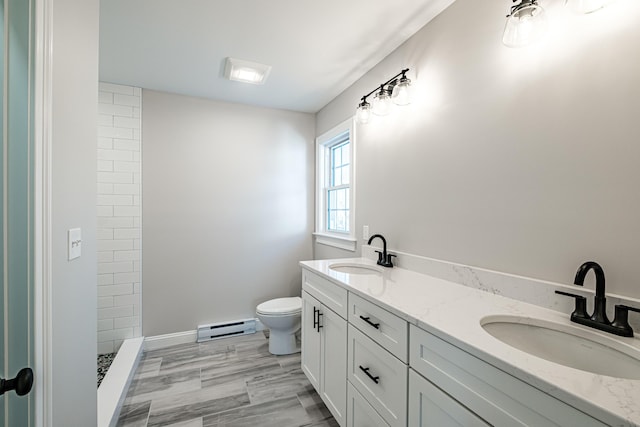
257,297 -> 302,315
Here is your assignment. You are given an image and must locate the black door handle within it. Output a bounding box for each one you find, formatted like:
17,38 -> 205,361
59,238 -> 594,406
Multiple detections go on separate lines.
359,365 -> 380,384
1,367 -> 34,396
316,311 -> 323,332
313,306 -> 318,329
359,315 -> 380,330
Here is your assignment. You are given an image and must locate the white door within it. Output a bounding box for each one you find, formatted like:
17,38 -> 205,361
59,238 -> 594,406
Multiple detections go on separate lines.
1,0 -> 36,424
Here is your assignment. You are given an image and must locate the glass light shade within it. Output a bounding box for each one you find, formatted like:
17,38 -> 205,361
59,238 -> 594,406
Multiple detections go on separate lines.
502,3 -> 548,48
372,89 -> 392,116
566,0 -> 613,14
356,102 -> 372,124
391,77 -> 412,106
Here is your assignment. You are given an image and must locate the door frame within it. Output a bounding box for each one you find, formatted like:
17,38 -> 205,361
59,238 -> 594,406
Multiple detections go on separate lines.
33,0 -> 53,424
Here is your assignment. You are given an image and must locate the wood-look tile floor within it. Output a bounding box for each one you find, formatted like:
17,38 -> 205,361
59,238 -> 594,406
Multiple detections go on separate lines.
117,333 -> 338,427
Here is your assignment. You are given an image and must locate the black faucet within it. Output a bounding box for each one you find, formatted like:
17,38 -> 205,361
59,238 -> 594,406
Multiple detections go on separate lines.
367,234 -> 396,268
574,261 -> 609,324
556,261 -> 640,337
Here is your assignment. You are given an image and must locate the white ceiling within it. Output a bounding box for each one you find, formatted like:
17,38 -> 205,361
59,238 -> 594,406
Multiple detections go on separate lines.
99,0 -> 455,113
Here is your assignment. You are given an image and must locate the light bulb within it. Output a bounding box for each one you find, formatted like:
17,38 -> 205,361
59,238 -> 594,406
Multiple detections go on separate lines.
356,100 -> 372,124
372,88 -> 392,116
391,76 -> 412,106
566,0 -> 613,14
502,0 -> 547,48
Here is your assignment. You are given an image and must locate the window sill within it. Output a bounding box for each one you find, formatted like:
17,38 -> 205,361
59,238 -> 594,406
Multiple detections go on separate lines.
313,232 -> 357,252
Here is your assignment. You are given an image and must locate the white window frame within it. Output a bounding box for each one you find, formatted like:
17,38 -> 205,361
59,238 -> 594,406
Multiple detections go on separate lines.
314,117 -> 356,251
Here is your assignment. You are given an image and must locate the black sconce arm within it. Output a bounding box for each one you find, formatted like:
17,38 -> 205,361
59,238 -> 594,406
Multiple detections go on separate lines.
360,68 -> 409,102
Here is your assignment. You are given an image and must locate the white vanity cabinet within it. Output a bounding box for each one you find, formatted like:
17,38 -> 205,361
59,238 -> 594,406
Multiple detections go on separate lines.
409,325 -> 609,427
301,268 -> 409,427
301,260 -> 629,427
301,271 -> 348,426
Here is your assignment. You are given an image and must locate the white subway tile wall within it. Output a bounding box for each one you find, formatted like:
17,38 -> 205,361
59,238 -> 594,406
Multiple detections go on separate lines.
97,82 -> 142,355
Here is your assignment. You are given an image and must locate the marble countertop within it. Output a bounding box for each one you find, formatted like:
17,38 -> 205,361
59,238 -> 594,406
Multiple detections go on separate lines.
300,257 -> 640,427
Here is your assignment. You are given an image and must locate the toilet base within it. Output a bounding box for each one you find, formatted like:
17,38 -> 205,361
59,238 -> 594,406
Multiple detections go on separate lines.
268,329 -> 300,355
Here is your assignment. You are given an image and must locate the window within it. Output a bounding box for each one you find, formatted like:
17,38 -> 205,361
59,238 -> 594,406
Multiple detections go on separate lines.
315,118 -> 356,251
327,139 -> 350,233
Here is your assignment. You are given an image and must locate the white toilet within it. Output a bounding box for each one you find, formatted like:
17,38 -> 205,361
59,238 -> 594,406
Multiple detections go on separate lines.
256,296 -> 302,355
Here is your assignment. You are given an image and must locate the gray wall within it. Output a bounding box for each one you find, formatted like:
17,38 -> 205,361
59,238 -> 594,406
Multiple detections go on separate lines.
142,90 -> 315,336
51,0 -> 99,423
316,0 -> 640,297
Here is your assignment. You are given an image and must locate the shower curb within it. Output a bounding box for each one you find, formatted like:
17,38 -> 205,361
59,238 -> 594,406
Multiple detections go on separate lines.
97,337 -> 144,427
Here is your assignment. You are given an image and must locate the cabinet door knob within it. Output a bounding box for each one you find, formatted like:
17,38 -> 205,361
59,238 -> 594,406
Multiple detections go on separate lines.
359,365 -> 380,384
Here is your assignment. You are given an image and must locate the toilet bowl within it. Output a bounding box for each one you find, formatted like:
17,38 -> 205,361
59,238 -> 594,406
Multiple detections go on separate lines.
256,297 -> 302,355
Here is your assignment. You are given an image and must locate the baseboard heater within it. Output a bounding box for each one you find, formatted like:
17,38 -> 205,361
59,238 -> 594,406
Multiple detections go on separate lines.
196,318 -> 256,343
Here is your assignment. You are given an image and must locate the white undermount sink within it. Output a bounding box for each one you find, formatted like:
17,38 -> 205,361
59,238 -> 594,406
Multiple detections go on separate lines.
481,315 -> 640,380
329,263 -> 383,275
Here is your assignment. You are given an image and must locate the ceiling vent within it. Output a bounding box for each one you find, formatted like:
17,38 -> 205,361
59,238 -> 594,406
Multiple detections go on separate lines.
224,57 -> 272,85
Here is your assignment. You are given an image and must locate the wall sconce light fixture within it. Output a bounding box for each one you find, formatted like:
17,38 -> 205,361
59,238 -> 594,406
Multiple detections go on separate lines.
356,69 -> 412,124
502,0 -> 548,48
372,85 -> 393,116
503,0 -> 617,48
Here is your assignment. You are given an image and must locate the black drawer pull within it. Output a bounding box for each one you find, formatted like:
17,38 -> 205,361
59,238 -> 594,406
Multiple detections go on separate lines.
359,315 -> 380,330
359,365 -> 380,384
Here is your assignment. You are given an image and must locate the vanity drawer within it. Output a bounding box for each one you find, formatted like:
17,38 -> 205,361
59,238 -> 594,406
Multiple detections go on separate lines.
347,381 -> 390,427
349,292 -> 408,362
302,269 -> 348,319
410,325 -> 608,427
348,324 -> 408,427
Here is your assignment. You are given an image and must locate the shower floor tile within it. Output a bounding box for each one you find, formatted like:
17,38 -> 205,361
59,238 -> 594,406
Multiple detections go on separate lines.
117,334 -> 337,427
98,352 -> 117,387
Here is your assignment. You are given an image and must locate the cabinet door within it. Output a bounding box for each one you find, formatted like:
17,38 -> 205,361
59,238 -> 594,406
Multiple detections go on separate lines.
302,291 -> 322,392
347,382 -> 390,427
409,370 -> 489,427
321,305 -> 348,426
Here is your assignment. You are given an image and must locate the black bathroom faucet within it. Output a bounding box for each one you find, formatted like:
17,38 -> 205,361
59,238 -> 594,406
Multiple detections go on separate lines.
574,261 -> 609,324
556,261 -> 640,337
367,234 -> 395,268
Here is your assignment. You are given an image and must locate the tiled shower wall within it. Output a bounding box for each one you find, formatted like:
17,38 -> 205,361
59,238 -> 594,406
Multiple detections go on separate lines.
97,82 -> 142,355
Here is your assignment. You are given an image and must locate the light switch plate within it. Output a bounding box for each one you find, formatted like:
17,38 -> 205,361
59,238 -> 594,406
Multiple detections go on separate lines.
68,228 -> 82,260
363,225 -> 369,240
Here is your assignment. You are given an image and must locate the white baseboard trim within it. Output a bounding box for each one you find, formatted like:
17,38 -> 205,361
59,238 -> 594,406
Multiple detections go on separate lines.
97,337 -> 144,427
143,330 -> 197,351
